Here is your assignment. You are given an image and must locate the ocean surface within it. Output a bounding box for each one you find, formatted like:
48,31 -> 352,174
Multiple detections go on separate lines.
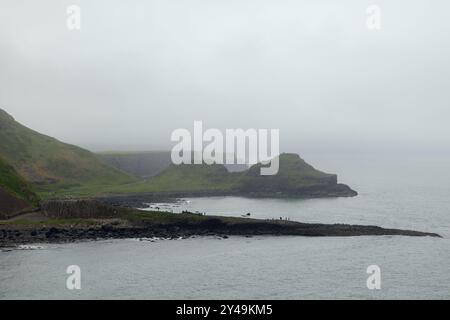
1,153 -> 449,299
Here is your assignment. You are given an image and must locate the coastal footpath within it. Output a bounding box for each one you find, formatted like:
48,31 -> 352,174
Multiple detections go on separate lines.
0,200 -> 440,247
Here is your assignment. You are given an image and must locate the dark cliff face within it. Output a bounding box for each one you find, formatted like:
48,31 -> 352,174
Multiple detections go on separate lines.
41,200 -> 120,219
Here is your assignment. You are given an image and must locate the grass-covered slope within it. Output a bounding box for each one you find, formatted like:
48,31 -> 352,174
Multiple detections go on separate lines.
105,153 -> 357,197
98,151 -> 249,179
235,153 -> 355,197
0,156 -> 39,218
0,108 -> 136,194
113,163 -> 240,193
0,108 -> 355,199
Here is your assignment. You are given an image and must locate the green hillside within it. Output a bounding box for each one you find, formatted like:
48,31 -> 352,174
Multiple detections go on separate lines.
109,163 -> 240,193
0,108 -> 356,199
105,153 -> 357,197
0,156 -> 39,218
239,154 -> 356,197
98,151 -> 249,179
0,108 -> 136,195
0,156 -> 39,204
236,153 -> 337,193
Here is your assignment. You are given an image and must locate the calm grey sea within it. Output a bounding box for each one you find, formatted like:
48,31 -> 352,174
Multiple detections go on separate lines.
1,154 -> 449,299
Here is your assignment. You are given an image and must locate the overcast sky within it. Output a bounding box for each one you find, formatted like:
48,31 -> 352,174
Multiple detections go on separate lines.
1,0 -> 449,154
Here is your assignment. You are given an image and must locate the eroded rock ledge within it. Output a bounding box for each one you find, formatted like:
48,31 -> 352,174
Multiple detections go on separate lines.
0,200 -> 440,246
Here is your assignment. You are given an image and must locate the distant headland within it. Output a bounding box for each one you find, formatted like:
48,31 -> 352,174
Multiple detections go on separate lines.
0,108 -> 356,200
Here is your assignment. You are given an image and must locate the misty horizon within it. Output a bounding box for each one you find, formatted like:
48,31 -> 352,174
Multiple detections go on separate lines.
1,0 -> 450,156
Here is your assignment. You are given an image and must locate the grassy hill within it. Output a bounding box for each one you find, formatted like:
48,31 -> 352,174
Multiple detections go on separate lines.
0,108 -> 136,196
108,163 -> 240,194
103,153 -> 357,197
236,153 -> 339,194
0,108 -> 356,199
0,156 -> 39,218
98,151 -> 249,179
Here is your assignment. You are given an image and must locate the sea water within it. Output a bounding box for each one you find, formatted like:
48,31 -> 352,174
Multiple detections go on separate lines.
1,154 -> 449,299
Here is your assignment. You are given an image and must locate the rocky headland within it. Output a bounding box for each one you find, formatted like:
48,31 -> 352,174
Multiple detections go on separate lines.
0,200 -> 440,247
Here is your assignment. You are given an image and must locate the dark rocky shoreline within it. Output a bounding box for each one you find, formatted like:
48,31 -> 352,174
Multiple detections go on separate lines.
0,199 -> 441,247
0,212 -> 441,247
